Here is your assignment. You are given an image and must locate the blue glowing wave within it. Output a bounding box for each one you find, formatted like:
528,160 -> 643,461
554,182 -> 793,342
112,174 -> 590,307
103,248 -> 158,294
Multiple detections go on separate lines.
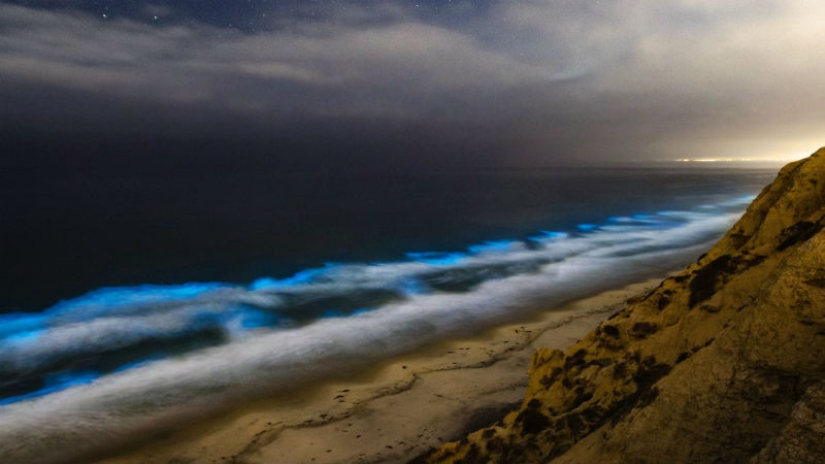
0,196 -> 754,405
0,195 -> 761,464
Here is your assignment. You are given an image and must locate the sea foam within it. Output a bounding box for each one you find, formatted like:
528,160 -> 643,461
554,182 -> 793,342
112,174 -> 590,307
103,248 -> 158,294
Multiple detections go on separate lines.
0,198 -> 751,463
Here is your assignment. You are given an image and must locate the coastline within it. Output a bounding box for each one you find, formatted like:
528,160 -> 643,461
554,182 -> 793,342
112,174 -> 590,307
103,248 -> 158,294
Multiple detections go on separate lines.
90,277 -> 664,464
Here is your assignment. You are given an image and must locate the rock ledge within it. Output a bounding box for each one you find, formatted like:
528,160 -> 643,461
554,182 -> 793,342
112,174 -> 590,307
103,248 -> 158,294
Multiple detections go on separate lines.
417,148 -> 825,464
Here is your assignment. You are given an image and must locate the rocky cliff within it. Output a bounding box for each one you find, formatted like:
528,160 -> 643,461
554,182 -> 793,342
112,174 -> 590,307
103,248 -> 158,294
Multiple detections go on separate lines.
417,148 -> 825,464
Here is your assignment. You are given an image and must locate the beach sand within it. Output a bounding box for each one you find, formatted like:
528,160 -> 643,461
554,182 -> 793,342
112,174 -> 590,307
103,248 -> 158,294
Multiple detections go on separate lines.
91,278 -> 662,464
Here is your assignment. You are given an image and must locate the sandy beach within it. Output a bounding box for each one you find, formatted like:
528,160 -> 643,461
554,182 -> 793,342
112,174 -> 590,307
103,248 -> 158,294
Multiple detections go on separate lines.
90,278 -> 662,464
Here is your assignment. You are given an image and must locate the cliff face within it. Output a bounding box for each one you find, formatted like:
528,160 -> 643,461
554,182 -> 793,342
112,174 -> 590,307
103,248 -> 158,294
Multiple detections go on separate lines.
418,148 -> 825,464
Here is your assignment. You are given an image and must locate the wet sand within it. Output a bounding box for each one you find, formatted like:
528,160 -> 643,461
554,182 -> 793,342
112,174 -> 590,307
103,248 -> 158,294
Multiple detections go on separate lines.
92,278 -> 661,464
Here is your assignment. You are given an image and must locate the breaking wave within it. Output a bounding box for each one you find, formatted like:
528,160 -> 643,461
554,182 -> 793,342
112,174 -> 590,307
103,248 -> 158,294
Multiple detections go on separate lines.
0,196 -> 753,463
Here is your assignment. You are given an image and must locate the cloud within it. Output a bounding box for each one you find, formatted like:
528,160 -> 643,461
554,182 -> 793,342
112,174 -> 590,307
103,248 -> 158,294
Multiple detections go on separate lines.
1,1 -> 824,163
0,4 -> 549,123
490,0 -> 825,158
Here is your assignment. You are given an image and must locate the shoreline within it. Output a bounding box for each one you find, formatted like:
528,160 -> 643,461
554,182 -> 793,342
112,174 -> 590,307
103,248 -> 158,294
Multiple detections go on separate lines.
91,277 -> 663,464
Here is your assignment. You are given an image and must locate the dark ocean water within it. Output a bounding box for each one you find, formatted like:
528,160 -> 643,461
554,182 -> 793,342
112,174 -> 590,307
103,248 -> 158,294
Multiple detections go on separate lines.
0,164 -> 778,463
3,166 -> 774,312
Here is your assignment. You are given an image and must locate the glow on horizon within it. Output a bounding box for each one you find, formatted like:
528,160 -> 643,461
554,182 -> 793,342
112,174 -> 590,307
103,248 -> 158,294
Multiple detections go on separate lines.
676,158 -> 739,163
674,158 -> 791,163
674,152 -> 811,164
670,140 -> 821,166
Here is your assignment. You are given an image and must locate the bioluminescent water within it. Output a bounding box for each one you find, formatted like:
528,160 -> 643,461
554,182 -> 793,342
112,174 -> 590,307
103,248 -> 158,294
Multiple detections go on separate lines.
0,167 -> 777,463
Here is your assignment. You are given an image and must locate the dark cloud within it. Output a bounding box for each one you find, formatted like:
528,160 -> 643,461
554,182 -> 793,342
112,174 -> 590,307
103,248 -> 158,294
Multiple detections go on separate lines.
1,1 -> 823,169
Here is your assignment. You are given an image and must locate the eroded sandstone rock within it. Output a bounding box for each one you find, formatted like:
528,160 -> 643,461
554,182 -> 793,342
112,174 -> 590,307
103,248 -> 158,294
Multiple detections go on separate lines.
416,148 -> 825,464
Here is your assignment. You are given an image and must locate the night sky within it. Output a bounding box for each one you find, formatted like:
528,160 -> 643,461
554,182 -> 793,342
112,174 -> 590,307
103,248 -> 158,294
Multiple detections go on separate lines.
2,0 -> 823,172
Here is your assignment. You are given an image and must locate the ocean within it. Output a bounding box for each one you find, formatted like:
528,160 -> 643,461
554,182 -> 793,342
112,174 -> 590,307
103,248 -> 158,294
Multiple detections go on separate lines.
0,164 -> 777,462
